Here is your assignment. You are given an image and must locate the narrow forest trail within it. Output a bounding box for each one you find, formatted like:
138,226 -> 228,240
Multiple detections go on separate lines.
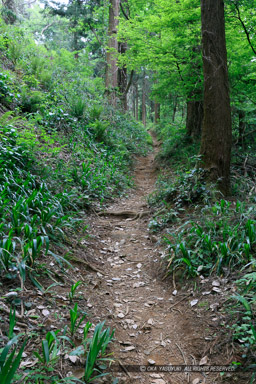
85,136 -> 222,384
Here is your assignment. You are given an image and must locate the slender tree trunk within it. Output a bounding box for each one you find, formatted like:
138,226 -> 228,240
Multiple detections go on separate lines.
135,83 -> 139,121
132,86 -> 136,118
238,110 -> 245,147
142,73 -> 146,127
200,0 -> 232,195
154,102 -> 160,123
105,0 -> 120,104
150,101 -> 154,122
118,42 -> 127,110
172,95 -> 177,122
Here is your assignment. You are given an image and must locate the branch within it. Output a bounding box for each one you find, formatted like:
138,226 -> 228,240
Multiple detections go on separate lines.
88,21 -> 103,46
120,1 -> 129,20
175,61 -> 184,83
234,3 -> 256,56
41,21 -> 55,36
125,69 -> 134,94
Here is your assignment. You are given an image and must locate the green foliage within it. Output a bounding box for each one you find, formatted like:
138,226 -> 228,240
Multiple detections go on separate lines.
227,268 -> 256,363
0,336 -> 27,384
34,330 -> 61,366
69,303 -> 87,337
149,163 -> 212,210
155,123 -> 200,166
68,280 -> 82,303
0,72 -> 14,104
0,121 -> 79,285
84,321 -> 114,382
164,201 -> 256,278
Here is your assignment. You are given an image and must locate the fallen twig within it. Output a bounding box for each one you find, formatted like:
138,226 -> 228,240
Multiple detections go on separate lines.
118,360 -> 131,378
169,295 -> 188,310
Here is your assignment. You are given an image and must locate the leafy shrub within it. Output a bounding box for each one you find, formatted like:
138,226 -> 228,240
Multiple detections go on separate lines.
149,162 -> 213,209
0,72 -> 14,104
20,88 -> 46,113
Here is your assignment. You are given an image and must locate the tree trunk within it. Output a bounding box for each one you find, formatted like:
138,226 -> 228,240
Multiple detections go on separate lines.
118,42 -> 127,110
186,99 -> 203,138
172,95 -> 177,122
142,73 -> 146,127
238,110 -> 245,147
135,83 -> 139,121
154,102 -> 160,123
200,0 -> 232,195
132,86 -> 136,118
105,0 -> 120,104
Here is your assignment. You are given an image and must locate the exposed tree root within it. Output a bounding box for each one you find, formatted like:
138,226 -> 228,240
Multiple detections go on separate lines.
98,210 -> 151,220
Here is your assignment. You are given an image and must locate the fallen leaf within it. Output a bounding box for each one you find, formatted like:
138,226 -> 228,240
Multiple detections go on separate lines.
73,368 -> 85,379
42,309 -> 50,317
190,299 -> 198,307
119,340 -> 133,346
212,287 -> 221,293
192,379 -> 200,384
212,280 -> 220,287
148,359 -> 156,365
199,356 -> 208,365
122,346 -> 136,352
150,374 -> 162,378
5,291 -> 18,298
68,355 -> 79,364
133,282 -> 145,288
210,303 -> 219,311
20,359 -> 38,368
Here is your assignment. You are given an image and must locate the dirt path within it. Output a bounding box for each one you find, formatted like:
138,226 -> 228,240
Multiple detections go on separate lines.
86,138 -> 222,384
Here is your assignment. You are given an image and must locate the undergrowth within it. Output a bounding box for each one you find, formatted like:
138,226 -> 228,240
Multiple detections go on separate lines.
164,200 -> 256,278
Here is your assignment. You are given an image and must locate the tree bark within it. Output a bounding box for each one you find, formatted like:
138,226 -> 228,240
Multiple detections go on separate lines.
118,42 -> 127,110
172,95 -> 177,122
200,0 -> 232,195
142,72 -> 146,127
154,102 -> 160,123
105,0 -> 120,105
238,110 -> 245,147
186,99 -> 203,138
135,83 -> 139,121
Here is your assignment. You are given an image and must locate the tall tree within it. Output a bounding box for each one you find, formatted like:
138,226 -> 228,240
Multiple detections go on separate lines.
200,0 -> 232,195
105,0 -> 120,104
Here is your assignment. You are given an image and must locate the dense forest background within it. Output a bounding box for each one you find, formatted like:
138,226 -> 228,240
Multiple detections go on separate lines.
0,0 -> 255,383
